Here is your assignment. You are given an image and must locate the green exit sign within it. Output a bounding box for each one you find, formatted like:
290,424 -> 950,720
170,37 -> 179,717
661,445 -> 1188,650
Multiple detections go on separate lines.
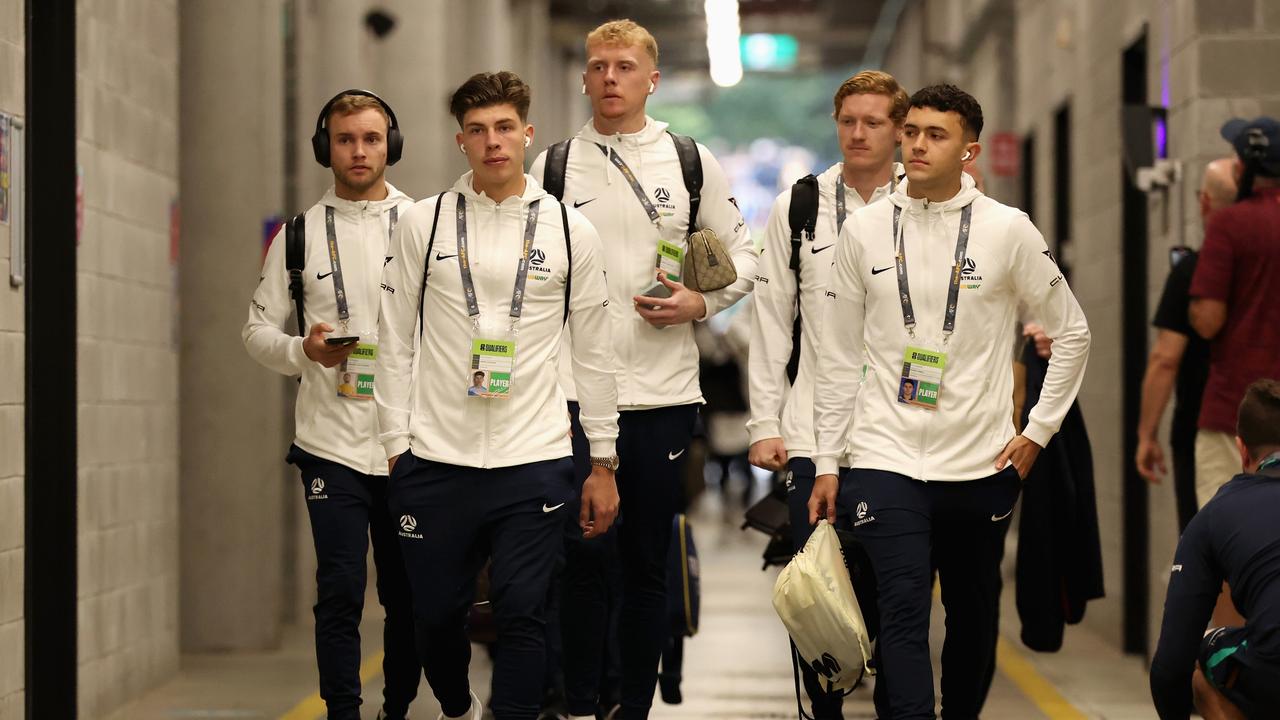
740,33 -> 798,71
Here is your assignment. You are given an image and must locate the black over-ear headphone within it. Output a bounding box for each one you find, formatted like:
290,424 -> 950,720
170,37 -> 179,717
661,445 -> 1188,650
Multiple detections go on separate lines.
311,89 -> 404,167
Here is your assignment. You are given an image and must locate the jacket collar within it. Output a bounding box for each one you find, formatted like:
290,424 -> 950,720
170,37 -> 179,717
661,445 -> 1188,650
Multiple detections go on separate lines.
578,115 -> 671,148
890,171 -> 981,214
820,161 -> 907,204
450,172 -> 550,210
320,182 -> 410,217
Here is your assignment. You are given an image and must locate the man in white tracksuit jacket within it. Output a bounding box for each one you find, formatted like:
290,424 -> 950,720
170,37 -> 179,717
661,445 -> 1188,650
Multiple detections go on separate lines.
747,69 -> 909,720
243,90 -> 419,720
809,84 -> 1090,719
529,19 -> 756,720
376,72 -> 620,720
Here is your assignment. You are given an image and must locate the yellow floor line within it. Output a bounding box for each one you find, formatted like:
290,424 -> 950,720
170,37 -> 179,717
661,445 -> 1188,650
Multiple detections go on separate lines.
934,580 -> 1086,718
996,636 -> 1089,719
278,651 -> 386,720
279,612 -> 1083,719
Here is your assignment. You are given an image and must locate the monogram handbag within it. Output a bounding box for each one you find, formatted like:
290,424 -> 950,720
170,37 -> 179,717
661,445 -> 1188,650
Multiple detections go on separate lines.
682,227 -> 738,293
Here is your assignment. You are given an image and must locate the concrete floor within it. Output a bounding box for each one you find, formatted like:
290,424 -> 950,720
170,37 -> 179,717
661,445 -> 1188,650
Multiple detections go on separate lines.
106,493 -> 1158,720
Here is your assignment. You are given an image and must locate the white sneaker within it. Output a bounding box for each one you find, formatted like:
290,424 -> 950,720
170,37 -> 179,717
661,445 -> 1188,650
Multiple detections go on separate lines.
436,689 -> 483,720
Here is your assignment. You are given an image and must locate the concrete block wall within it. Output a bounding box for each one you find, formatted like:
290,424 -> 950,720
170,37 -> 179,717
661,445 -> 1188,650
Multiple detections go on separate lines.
75,0 -> 181,717
179,0 -> 288,654
0,1 -> 23,717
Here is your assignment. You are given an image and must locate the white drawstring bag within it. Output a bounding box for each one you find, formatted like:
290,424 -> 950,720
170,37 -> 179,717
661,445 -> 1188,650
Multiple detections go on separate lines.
772,520 -> 874,692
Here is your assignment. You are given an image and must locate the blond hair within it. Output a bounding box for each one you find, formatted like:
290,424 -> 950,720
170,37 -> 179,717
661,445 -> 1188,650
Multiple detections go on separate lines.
328,94 -> 390,129
586,19 -> 659,65
832,70 -> 910,125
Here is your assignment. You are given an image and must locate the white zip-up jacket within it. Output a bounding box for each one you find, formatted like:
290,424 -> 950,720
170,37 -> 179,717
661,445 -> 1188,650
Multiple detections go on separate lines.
813,182 -> 1090,480
243,184 -> 415,476
530,117 -> 757,409
376,173 -> 619,468
747,163 -> 902,459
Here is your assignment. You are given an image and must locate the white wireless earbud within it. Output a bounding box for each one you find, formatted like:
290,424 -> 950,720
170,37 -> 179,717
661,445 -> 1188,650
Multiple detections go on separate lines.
581,84 -> 587,95
649,81 -> 656,93
524,136 -> 532,148
459,145 -> 467,155
962,151 -> 972,162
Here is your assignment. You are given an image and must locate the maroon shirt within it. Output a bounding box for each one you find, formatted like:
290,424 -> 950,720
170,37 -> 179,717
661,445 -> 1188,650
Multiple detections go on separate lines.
1189,187 -> 1280,433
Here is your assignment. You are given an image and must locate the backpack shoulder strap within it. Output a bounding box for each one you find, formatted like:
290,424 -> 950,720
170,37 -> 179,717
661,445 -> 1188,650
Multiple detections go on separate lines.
285,212 -> 307,336
417,192 -> 446,337
560,202 -> 572,326
784,174 -> 819,384
668,131 -> 703,231
543,139 -> 573,201
788,174 -> 819,272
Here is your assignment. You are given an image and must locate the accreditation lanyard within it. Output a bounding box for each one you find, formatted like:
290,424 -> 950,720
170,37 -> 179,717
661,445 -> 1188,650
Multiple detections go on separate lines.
325,205 -> 398,334
597,142 -> 663,230
835,176 -> 847,235
834,171 -> 900,236
455,195 -> 542,328
891,202 -> 973,340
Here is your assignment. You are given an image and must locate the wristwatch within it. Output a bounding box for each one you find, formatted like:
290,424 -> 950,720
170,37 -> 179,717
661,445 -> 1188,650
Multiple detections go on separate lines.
590,454 -> 621,471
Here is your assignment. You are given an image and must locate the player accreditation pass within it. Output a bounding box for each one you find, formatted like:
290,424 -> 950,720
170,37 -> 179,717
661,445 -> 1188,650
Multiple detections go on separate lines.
468,338 -> 516,399
337,342 -> 377,400
656,239 -> 684,282
899,345 -> 946,410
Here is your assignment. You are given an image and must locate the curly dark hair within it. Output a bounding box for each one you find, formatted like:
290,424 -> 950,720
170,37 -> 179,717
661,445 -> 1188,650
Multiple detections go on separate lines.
909,84 -> 984,140
449,71 -> 531,126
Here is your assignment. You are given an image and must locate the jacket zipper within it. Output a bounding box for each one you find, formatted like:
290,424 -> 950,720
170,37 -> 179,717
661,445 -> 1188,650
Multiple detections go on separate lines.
361,205 -> 377,475
480,203 -> 499,468
916,206 -> 934,481
618,136 -> 636,407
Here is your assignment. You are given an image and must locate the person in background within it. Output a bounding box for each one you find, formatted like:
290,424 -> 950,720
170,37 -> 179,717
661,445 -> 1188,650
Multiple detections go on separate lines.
1151,379 -> 1280,720
1189,117 -> 1280,508
1136,158 -> 1236,531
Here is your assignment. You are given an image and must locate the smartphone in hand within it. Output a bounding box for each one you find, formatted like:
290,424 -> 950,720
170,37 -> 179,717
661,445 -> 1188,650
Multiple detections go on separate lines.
641,281 -> 672,299
324,336 -> 360,346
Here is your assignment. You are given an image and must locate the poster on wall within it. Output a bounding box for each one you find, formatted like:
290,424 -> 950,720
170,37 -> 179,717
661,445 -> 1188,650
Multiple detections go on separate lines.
0,113 -> 10,224
6,114 -> 23,287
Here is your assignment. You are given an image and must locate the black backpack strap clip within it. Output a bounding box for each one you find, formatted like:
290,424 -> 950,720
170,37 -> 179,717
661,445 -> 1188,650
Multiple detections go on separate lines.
284,212 -> 307,336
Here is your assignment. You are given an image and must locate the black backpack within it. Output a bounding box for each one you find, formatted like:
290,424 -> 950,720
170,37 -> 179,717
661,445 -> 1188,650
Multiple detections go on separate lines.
542,131 -> 704,232
783,174 -> 820,383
